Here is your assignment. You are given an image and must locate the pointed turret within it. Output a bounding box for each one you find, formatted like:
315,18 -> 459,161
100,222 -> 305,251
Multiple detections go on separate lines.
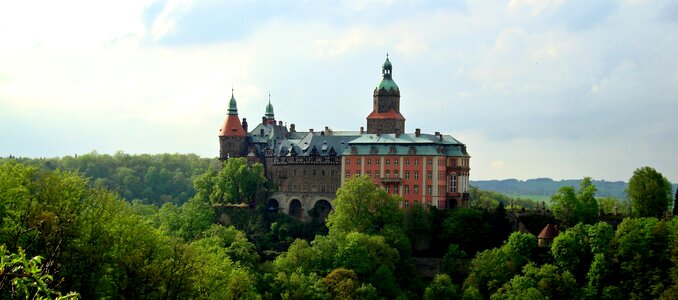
219,90 -> 247,160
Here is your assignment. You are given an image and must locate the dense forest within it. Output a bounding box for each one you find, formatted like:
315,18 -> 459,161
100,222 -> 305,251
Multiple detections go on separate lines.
1,154 -> 677,299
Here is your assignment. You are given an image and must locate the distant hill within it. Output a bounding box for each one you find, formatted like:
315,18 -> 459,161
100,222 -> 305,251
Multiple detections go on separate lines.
471,178 -> 631,199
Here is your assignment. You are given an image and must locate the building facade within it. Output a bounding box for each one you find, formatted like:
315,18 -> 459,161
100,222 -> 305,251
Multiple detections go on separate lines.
218,56 -> 470,219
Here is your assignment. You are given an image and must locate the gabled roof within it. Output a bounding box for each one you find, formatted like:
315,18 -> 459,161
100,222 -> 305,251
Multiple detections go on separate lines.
537,224 -> 559,239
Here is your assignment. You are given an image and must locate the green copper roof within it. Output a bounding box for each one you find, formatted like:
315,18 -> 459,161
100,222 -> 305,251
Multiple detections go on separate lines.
377,78 -> 399,91
376,54 -> 399,91
228,93 -> 238,115
265,100 -> 274,118
383,56 -> 392,70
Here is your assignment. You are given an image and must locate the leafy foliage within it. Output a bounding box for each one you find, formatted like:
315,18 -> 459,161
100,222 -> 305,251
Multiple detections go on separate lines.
550,177 -> 600,227
628,166 -> 673,218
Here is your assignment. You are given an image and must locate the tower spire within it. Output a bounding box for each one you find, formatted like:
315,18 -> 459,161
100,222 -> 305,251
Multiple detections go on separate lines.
265,92 -> 275,120
228,88 -> 238,115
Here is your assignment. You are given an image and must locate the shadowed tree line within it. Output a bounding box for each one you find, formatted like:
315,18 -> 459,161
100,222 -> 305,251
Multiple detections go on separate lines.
1,155 -> 676,299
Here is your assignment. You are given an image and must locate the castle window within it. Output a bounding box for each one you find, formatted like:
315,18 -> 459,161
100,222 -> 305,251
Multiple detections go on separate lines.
404,201 -> 409,208
414,171 -> 419,179
427,185 -> 432,195
414,185 -> 419,195
313,170 -> 317,176
356,171 -> 361,176
394,170 -> 399,178
414,159 -> 419,166
367,159 -> 371,165
386,159 -> 390,165
450,173 -> 457,193
405,171 -> 410,179
405,159 -> 410,166
394,159 -> 399,165
312,185 -> 317,192
385,185 -> 390,193
428,159 -> 433,165
405,185 -> 410,194
394,186 -> 399,194
345,159 -> 350,165
357,159 -> 361,165
427,172 -> 432,180
374,172 -> 379,179
385,170 -> 390,179
366,171 -> 371,178
376,159 -> 380,165
345,172 -> 350,178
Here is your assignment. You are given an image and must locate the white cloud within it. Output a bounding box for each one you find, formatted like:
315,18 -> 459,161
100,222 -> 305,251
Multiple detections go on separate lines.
1,0 -> 677,182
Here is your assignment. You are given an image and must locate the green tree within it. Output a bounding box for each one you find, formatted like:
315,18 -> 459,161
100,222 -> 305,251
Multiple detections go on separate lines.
196,158 -> 267,206
0,245 -> 79,299
578,177 -> 599,224
326,176 -> 403,235
550,177 -> 600,227
463,232 -> 536,298
551,223 -> 591,282
424,274 -> 460,300
441,244 -> 470,284
491,263 -> 578,300
321,268 -> 361,300
334,232 -> 399,278
442,208 -> 491,254
628,167 -> 672,218
672,187 -> 678,216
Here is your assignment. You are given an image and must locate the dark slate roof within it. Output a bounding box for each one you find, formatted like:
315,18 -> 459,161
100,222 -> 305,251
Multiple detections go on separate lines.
274,132 -> 360,157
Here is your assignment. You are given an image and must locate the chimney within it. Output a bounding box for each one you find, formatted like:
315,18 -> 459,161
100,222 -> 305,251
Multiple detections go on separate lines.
360,126 -> 364,134
395,128 -> 401,138
415,128 -> 421,137
262,116 -> 266,124
242,118 -> 248,132
435,131 -> 440,136
290,123 -> 296,132
439,134 -> 443,141
259,128 -> 264,137
325,126 -> 329,135
309,128 -> 314,133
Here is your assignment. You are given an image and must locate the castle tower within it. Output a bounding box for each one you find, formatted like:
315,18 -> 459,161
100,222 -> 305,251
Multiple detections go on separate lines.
366,54 -> 405,134
219,90 -> 247,160
264,95 -> 276,125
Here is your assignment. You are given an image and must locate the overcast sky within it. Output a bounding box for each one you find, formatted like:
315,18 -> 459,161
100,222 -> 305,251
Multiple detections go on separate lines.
1,0 -> 677,181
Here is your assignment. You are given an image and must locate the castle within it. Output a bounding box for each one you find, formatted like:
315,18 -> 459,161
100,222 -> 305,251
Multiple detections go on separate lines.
218,56 -> 470,220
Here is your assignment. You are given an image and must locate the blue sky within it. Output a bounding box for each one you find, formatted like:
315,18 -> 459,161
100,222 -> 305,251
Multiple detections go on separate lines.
1,0 -> 677,181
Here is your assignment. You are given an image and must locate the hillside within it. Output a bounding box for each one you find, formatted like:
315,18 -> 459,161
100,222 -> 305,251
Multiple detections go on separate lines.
471,178 -> 630,199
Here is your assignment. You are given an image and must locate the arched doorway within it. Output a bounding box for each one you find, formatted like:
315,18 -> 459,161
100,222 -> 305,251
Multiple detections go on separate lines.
310,199 -> 332,223
267,199 -> 279,212
289,199 -> 303,220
